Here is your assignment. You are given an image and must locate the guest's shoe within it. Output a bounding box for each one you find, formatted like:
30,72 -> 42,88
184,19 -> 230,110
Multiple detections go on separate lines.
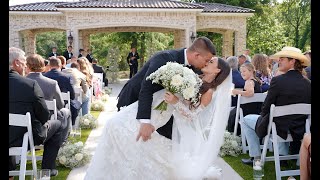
50,169 -> 59,177
241,157 -> 254,166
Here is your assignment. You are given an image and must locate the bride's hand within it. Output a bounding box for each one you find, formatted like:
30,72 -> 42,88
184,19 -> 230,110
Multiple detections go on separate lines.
164,91 -> 179,104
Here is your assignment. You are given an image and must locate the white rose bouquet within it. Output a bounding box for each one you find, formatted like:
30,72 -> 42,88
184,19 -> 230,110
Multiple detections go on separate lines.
146,62 -> 203,111
219,131 -> 242,157
79,113 -> 97,129
57,141 -> 91,169
90,100 -> 105,111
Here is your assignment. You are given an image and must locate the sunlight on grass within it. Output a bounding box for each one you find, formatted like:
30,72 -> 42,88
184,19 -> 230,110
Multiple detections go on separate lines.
20,110 -> 101,180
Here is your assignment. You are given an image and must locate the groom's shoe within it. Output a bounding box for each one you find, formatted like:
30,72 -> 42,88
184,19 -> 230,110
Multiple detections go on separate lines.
241,157 -> 254,166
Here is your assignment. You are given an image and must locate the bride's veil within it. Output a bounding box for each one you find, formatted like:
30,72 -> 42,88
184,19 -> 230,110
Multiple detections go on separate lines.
171,69 -> 232,179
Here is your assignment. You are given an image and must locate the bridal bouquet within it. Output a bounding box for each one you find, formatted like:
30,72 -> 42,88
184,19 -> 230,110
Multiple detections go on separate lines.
57,141 -> 91,169
146,62 -> 203,111
219,131 -> 242,157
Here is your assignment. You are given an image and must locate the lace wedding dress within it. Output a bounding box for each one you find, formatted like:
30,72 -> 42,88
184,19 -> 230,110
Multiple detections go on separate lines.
84,90 -> 175,180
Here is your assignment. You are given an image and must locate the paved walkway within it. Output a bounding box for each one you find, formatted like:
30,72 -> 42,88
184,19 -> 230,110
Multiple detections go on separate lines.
67,79 -> 243,180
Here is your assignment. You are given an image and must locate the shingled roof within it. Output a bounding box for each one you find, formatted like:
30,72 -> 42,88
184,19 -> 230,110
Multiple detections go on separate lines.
9,0 -> 254,13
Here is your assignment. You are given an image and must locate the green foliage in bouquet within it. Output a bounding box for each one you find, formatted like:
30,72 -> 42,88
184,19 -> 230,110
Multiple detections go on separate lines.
79,113 -> 98,129
219,131 -> 242,157
103,87 -> 112,95
57,141 -> 91,169
90,100 -> 105,111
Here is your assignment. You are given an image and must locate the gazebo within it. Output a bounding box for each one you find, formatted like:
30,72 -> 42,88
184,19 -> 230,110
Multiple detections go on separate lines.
9,0 -> 254,57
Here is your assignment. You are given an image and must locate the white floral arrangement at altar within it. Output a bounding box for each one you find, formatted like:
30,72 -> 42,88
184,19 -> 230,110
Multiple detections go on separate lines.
79,113 -> 97,129
219,131 -> 242,157
90,100 -> 105,111
57,141 -> 90,169
146,62 -> 203,111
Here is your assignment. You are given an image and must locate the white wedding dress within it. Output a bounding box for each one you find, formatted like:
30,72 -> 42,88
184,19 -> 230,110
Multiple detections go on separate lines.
85,71 -> 232,180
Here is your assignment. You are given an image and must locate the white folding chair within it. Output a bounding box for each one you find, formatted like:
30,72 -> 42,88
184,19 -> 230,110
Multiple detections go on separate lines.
74,87 -> 83,117
61,91 -> 73,132
45,99 -> 57,120
9,112 -> 38,180
261,103 -> 311,180
234,93 -> 268,153
93,73 -> 103,92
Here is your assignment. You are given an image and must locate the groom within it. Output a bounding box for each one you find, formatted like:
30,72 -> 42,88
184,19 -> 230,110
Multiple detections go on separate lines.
117,37 -> 216,142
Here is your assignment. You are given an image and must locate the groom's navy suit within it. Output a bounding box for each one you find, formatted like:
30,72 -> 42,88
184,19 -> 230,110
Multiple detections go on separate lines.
117,48 -> 191,139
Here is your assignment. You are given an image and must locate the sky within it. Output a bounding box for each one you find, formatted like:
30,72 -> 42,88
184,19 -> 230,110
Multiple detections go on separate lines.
9,0 -> 284,6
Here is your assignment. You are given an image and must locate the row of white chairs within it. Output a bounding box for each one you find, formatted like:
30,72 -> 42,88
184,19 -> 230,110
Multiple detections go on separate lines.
233,93 -> 311,180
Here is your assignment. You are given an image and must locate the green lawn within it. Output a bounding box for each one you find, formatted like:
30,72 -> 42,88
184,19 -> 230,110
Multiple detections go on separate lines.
19,111 -> 101,180
223,152 -> 300,180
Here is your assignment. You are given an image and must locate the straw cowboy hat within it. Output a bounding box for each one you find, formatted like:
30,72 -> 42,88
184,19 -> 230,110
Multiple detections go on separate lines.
271,46 -> 310,67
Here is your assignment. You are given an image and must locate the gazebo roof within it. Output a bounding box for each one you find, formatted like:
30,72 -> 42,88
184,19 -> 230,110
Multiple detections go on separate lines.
9,0 -> 254,13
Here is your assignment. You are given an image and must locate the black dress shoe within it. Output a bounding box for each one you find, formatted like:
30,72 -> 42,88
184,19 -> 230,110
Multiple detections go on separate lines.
50,169 -> 59,177
241,157 -> 254,166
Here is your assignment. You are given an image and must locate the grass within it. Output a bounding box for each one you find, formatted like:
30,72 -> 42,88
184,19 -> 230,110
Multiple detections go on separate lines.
223,152 -> 301,180
18,111 -> 101,180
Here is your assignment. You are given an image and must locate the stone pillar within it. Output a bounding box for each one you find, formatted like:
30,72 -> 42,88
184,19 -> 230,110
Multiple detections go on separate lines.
185,27 -> 196,47
234,30 -> 246,56
72,29 -> 80,57
9,31 -> 21,49
82,32 -> 90,52
23,30 -> 36,55
173,30 -> 186,49
222,30 -> 234,57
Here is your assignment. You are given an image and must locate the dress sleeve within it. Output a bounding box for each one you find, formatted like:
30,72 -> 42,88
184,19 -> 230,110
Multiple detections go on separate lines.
173,100 -> 204,121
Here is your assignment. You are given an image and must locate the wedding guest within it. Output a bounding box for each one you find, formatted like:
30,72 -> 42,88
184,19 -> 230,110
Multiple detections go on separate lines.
26,54 -> 71,144
300,133 -> 311,180
66,55 -> 77,68
240,47 -> 311,165
243,49 -> 252,62
63,45 -> 73,61
57,55 -> 67,70
127,47 -> 140,78
238,54 -> 250,70
9,47 -> 62,177
78,48 -> 85,58
251,54 -> 272,92
86,49 -> 94,63
48,46 -> 59,58
304,50 -> 311,80
92,58 -> 108,87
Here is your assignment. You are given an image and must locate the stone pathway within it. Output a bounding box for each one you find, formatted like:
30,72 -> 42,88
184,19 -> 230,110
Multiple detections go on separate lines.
67,78 -> 243,180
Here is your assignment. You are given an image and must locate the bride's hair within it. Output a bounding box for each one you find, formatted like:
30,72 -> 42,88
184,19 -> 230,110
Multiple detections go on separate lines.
199,57 -> 231,95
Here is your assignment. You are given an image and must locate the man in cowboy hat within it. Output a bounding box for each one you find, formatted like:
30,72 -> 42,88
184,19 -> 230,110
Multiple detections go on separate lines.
240,46 -> 311,165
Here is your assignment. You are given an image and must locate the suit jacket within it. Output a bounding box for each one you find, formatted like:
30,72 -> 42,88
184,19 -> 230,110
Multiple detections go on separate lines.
9,70 -> 50,146
43,69 -> 75,100
27,72 -> 65,110
231,69 -> 245,106
127,52 -> 140,66
86,54 -> 94,63
63,51 -> 73,60
48,52 -> 59,58
255,70 -> 311,141
92,64 -> 107,83
117,48 -> 186,120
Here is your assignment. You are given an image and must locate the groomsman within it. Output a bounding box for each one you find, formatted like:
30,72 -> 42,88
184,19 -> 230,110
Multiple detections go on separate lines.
63,46 -> 74,61
117,37 -> 216,141
48,46 -> 59,58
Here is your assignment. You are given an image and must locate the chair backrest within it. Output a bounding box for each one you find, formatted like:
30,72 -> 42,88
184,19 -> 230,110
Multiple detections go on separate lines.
93,73 -> 103,95
9,112 -> 37,179
61,91 -> 71,109
74,87 -> 83,103
45,99 -> 57,120
234,93 -> 267,135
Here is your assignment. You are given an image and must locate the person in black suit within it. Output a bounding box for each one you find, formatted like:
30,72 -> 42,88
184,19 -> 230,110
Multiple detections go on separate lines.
240,46 -> 311,165
117,37 -> 216,141
86,49 -> 94,63
63,45 -> 73,61
78,48 -> 85,58
92,58 -> 108,86
48,46 -> 60,58
9,47 -> 62,177
127,47 -> 140,78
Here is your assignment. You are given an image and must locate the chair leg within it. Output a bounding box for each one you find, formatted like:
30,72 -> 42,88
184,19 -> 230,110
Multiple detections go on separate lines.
272,125 -> 282,180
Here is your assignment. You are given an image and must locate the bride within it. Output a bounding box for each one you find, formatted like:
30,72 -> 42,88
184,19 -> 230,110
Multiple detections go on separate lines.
84,57 -> 232,180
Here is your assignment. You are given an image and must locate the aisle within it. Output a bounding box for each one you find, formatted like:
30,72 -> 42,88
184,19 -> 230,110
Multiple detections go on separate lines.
67,78 -> 243,180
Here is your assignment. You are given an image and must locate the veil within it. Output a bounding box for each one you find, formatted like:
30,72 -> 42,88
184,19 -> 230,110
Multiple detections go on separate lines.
171,70 -> 233,179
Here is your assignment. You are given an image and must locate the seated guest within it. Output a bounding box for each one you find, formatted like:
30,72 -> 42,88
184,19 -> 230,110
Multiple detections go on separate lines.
251,54 -> 272,92
300,133 -> 311,180
240,47 -> 311,165
44,57 -> 80,125
26,54 -> 71,144
9,47 -> 62,177
303,50 -> 311,80
227,63 -> 262,135
238,54 -> 250,70
57,56 -> 67,70
92,58 -> 108,87
65,55 -> 77,68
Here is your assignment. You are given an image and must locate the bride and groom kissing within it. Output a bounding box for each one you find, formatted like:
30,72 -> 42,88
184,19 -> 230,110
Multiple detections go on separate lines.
85,37 -> 233,179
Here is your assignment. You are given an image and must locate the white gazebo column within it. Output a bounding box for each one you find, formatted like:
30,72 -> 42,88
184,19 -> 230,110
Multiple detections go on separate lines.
23,30 -> 36,55
222,30 -> 234,57
185,27 -> 196,47
234,30 -> 246,56
72,29 -> 79,57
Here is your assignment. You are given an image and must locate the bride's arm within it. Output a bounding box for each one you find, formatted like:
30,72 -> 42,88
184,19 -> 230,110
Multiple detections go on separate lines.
164,89 -> 213,120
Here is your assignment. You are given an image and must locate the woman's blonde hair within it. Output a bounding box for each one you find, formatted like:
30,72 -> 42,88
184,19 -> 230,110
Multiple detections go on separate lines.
26,54 -> 45,72
240,63 -> 262,85
251,54 -> 270,77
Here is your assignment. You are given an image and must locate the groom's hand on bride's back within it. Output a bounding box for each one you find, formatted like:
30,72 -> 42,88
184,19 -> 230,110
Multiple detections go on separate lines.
136,123 -> 155,142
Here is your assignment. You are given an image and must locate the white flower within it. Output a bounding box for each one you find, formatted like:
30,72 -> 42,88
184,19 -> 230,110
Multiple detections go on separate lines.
171,74 -> 183,87
59,156 -> 66,164
83,119 -> 90,126
231,140 -> 238,148
75,141 -> 83,147
183,87 -> 195,100
75,153 -> 83,161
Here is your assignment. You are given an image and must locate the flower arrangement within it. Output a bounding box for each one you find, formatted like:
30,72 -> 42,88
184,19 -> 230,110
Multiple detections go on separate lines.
146,62 -> 203,111
219,131 -> 242,157
90,100 -> 105,111
57,141 -> 91,169
101,94 -> 109,102
79,113 -> 97,129
103,87 -> 112,95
